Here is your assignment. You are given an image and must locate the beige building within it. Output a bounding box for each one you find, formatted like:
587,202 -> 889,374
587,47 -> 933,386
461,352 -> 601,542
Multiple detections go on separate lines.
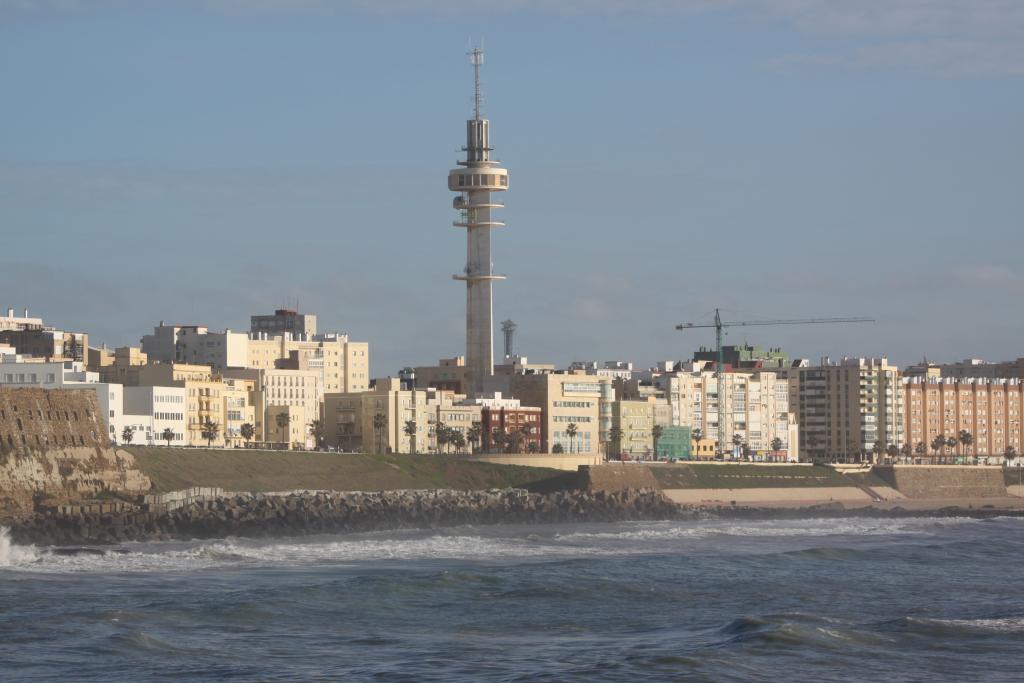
142,321 -> 369,394
224,368 -> 323,449
509,373 -> 611,454
792,357 -> 902,461
904,377 -> 1024,461
610,399 -> 653,459
324,378 -> 439,454
223,377 -> 256,448
646,369 -> 798,459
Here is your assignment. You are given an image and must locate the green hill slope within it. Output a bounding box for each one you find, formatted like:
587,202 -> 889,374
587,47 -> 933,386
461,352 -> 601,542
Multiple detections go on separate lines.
125,447 -> 560,494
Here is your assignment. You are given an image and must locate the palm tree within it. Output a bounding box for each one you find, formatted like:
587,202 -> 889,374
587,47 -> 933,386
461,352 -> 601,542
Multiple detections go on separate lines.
275,412 -> 292,445
308,419 -> 325,450
608,426 -> 624,458
432,421 -> 448,454
565,423 -> 579,454
731,433 -> 743,460
201,419 -> 219,447
870,441 -> 884,463
491,426 -> 508,454
162,427 -> 175,447
240,422 -> 255,447
958,429 -> 973,462
1004,444 -> 1017,467
770,436 -> 783,453
518,425 -> 533,454
121,425 -> 135,446
946,436 -> 958,463
915,441 -> 927,458
403,420 -> 418,454
931,434 -> 945,461
467,422 -> 482,453
652,424 -> 664,461
372,413 -> 387,454
887,444 -> 900,462
450,430 -> 466,454
899,443 -> 912,462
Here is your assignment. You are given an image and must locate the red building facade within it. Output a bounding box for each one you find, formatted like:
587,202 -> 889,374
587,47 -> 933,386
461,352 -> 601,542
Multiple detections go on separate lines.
480,406 -> 542,453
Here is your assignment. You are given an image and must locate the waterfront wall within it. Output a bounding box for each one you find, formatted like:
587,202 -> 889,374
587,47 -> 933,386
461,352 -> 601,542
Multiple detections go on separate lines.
873,465 -> 1007,499
567,462 -> 1014,504
455,453 -> 604,471
10,488 -> 681,545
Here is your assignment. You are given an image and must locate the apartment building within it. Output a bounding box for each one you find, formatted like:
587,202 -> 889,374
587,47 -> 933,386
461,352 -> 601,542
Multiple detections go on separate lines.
251,308 -> 317,338
904,377 -> 1023,460
509,373 -> 611,454
324,378 -> 438,454
610,399 -> 653,458
792,357 -> 902,461
644,369 -> 797,459
905,357 -> 1024,381
479,400 -> 542,453
143,322 -> 369,393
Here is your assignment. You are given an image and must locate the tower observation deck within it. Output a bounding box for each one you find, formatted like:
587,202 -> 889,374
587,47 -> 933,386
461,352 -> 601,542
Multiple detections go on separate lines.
448,47 -> 509,397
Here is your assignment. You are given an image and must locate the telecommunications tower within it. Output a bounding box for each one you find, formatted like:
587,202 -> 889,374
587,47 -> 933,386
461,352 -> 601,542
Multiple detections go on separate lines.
448,46 -> 509,397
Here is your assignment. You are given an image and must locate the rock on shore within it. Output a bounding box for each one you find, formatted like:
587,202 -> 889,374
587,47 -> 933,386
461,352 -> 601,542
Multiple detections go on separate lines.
8,488 -> 684,546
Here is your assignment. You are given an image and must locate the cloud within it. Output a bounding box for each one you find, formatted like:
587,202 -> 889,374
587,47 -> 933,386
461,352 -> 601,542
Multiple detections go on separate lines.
3,1 -> 1022,76
950,264 -> 1024,289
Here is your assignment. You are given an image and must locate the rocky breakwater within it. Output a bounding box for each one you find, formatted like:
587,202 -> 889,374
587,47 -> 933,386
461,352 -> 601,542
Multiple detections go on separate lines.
10,487 -> 685,545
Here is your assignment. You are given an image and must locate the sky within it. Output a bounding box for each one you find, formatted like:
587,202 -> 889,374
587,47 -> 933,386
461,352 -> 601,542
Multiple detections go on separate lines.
1,0 -> 1022,377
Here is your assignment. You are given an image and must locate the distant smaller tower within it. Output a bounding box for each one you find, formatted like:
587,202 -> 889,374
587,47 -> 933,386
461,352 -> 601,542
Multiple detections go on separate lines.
501,319 -> 517,360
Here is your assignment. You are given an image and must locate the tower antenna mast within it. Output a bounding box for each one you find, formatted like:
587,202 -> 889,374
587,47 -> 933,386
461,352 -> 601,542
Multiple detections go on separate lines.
470,45 -> 484,120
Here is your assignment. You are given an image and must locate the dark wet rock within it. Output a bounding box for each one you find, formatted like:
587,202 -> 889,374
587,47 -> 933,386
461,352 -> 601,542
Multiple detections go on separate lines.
8,487 -> 686,546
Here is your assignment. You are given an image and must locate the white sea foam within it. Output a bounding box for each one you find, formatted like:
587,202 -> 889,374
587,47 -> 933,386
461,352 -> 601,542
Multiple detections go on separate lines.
4,531 -> 615,574
927,617 -> 1024,633
2,515 -> 1015,575
0,526 -> 39,567
553,516 -> 987,543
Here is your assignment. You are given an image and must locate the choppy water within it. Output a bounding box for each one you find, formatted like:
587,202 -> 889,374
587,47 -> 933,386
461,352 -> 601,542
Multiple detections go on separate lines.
2,516 -> 1023,681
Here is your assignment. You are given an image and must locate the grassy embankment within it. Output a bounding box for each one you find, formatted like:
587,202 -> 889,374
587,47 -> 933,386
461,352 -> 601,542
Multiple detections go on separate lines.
649,464 -> 855,489
124,447 -> 561,494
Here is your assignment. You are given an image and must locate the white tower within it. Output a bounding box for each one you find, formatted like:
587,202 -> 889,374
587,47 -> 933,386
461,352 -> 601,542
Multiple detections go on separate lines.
448,47 -> 509,397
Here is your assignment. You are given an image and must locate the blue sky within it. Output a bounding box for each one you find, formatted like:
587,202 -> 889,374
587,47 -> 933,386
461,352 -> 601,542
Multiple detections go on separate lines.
1,1 -> 1022,375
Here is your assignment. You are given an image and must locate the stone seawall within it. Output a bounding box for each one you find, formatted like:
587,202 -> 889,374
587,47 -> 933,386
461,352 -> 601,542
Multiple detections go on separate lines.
9,488 -> 682,546
873,466 -> 1008,499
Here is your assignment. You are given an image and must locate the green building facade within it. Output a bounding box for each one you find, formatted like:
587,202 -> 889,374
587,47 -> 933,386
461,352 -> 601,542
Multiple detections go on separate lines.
655,426 -> 692,460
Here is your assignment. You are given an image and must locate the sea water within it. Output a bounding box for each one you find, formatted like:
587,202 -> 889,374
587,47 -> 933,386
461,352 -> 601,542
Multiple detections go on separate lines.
2,516 -> 1023,681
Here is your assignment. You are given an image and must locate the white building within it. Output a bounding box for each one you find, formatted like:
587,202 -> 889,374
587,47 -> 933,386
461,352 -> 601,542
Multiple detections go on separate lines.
123,386 -> 188,446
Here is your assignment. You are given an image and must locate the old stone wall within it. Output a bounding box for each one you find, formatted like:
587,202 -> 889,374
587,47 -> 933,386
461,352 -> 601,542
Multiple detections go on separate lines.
0,388 -> 150,517
873,465 -> 1008,499
0,387 -> 110,455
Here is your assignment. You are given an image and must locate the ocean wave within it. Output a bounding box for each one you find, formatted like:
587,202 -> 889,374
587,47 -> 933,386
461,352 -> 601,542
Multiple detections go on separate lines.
0,526 -> 39,567
553,516 -> 990,543
0,530 -> 625,574
895,616 -> 1024,634
2,515 -> 1018,575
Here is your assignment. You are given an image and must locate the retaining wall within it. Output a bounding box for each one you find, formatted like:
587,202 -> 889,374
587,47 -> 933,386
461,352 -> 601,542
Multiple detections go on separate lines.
873,466 -> 1007,499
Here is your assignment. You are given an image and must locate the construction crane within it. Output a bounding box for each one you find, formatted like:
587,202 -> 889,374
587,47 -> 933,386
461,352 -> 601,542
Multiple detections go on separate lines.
675,309 -> 874,457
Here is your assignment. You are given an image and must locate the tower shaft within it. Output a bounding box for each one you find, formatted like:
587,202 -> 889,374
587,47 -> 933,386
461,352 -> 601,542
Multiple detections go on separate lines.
448,48 -> 509,397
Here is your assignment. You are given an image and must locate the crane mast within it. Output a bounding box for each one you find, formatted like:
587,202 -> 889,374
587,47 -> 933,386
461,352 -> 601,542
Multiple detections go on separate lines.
675,309 -> 874,458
